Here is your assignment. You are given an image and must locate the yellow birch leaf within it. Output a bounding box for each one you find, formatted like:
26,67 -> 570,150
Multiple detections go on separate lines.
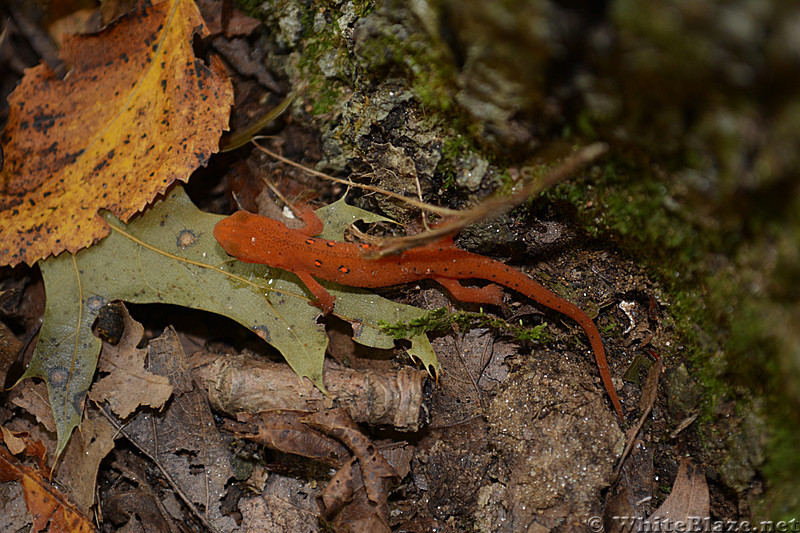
0,0 -> 233,266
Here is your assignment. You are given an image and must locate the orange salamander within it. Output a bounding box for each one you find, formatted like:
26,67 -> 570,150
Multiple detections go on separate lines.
214,207 -> 623,419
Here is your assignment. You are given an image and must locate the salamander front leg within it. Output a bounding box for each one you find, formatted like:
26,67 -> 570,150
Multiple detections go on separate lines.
293,206 -> 325,237
435,278 -> 504,307
295,271 -> 335,314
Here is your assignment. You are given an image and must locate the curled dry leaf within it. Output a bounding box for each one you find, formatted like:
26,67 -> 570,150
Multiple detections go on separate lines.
0,428 -> 46,462
317,456 -> 361,517
225,408 -> 398,530
0,0 -> 232,266
223,412 -> 350,467
302,408 -> 398,506
0,427 -> 27,455
317,457 -> 393,532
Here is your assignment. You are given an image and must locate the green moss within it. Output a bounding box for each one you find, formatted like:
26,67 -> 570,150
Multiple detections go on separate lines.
543,147 -> 800,513
550,164 -> 719,267
760,414 -> 800,517
437,135 -> 475,191
359,34 -> 456,113
353,0 -> 374,18
542,161 -> 724,408
235,0 -> 265,17
293,22 -> 353,116
601,322 -> 620,336
380,307 -> 549,344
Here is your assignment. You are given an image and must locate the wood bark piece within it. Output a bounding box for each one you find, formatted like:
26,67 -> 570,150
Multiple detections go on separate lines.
191,353 -> 430,432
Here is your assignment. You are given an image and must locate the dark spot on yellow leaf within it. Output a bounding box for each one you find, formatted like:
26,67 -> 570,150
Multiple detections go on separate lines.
93,158 -> 108,173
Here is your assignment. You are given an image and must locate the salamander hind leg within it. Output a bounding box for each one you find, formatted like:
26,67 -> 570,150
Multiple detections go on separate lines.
295,271 -> 335,314
435,278 -> 504,307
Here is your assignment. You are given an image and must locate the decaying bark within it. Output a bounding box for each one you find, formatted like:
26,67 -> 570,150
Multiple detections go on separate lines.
190,352 -> 431,432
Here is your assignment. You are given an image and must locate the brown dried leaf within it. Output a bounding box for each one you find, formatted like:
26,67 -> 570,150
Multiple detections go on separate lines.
19,472 -> 96,533
646,458 -> 709,525
0,319 -> 23,386
0,0 -> 233,266
0,442 -> 94,532
54,408 -> 118,513
196,0 -> 262,36
10,381 -> 56,434
227,408 -> 400,529
102,454 -> 181,532
108,326 -> 236,533
89,307 -> 172,418
317,456 -> 358,519
0,430 -> 48,470
319,457 -> 391,533
225,412 -> 349,468
238,478 -> 321,533
302,409 -> 398,505
1,426 -> 28,455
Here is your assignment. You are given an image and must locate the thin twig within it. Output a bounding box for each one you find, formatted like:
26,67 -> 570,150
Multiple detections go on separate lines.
613,357 -> 662,478
254,138 -> 607,257
253,140 -> 461,216
370,143 -> 608,257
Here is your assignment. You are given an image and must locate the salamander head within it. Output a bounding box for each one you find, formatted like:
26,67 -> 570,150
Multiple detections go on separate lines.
214,211 -> 285,264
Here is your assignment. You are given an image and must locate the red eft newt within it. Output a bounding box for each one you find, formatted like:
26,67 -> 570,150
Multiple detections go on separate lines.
214,208 -> 623,419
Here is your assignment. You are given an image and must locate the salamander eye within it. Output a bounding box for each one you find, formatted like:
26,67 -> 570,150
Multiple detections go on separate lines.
305,239 -> 315,245
338,266 -> 350,274
314,260 -> 323,267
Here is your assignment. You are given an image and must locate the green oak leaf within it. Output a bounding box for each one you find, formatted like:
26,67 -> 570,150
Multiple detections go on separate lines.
24,186 -> 438,456
313,197 -> 398,240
